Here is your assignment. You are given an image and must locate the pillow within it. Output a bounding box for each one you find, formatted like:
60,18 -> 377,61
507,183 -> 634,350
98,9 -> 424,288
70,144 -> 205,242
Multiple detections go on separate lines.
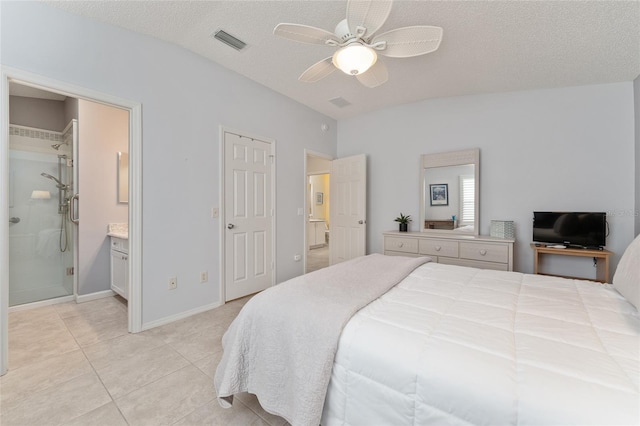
612,233 -> 640,310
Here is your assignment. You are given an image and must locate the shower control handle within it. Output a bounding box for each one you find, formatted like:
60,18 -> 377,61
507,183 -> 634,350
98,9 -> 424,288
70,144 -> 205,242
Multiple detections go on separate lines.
70,194 -> 79,224
9,217 -> 20,224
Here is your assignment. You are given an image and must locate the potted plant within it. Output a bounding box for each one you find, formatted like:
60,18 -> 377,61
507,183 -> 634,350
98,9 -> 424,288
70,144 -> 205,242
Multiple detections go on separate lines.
394,213 -> 411,232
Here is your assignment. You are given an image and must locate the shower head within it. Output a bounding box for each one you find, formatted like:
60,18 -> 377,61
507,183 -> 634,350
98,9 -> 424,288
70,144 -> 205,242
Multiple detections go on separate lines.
41,172 -> 67,189
51,141 -> 69,150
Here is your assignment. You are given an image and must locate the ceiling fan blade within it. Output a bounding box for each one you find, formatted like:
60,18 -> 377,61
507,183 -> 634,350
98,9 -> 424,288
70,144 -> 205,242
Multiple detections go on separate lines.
373,26 -> 443,58
346,0 -> 393,38
299,57 -> 336,82
356,60 -> 388,88
274,23 -> 338,45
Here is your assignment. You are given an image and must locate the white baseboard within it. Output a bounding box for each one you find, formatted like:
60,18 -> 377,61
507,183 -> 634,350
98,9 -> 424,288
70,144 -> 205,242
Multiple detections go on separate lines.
141,301 -> 223,331
8,295 -> 75,313
76,290 -> 116,304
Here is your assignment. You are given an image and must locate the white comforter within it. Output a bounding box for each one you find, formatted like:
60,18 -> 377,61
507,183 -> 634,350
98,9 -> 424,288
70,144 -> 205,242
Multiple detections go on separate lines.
322,262 -> 640,425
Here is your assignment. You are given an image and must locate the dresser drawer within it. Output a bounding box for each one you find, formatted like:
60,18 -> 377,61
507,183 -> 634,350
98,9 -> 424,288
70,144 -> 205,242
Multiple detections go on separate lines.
460,242 -> 508,264
419,239 -> 459,258
111,237 -> 129,254
384,237 -> 419,254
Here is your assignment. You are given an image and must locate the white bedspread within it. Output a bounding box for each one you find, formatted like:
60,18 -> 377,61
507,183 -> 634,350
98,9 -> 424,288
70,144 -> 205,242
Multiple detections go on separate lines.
215,254 -> 430,426
322,262 -> 640,425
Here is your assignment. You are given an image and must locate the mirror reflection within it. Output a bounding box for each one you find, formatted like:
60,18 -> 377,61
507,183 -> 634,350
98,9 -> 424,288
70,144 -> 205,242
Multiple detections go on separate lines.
424,165 -> 475,232
420,149 -> 479,235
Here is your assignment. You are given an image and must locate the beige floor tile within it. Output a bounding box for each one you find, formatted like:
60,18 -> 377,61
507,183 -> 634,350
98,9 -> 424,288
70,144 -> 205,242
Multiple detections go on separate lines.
55,296 -> 127,319
235,392 -> 289,426
0,372 -> 111,426
168,325 -> 227,363
0,349 -> 92,408
115,365 -> 217,426
8,305 -> 60,330
95,344 -> 190,398
64,315 -> 128,347
173,398 -> 269,426
193,347 -> 224,379
82,332 -> 166,370
66,402 -> 128,426
8,326 -> 79,370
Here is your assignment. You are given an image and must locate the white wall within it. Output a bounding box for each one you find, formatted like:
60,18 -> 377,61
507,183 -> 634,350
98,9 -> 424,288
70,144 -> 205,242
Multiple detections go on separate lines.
634,75 -> 640,236
78,99 -> 128,295
1,2 -> 337,324
338,83 -> 636,275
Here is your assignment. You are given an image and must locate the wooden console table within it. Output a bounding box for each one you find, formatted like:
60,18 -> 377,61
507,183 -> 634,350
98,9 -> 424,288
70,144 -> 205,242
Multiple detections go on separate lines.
530,244 -> 613,283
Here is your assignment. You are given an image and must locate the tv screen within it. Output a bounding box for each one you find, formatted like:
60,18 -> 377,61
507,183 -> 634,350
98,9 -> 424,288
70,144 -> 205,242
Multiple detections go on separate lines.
533,212 -> 606,248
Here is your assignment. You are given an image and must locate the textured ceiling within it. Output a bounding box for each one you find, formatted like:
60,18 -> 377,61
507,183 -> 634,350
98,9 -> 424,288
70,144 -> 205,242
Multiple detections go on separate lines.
45,0 -> 640,120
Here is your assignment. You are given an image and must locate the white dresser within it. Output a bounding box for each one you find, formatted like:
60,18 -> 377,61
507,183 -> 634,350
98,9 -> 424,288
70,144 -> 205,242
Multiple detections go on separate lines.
383,231 -> 514,271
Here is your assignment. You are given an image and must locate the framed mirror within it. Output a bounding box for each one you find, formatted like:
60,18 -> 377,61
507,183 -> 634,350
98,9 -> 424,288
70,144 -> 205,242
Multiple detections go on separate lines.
117,152 -> 129,204
420,149 -> 479,235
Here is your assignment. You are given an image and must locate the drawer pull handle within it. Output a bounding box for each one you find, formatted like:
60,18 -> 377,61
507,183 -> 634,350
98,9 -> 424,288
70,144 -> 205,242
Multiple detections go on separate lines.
435,246 -> 441,251
479,249 -> 487,256
397,242 -> 404,248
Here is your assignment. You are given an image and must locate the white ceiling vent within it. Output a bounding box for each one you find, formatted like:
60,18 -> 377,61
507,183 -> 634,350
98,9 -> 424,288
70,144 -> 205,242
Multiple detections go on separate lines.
329,97 -> 351,108
213,30 -> 247,51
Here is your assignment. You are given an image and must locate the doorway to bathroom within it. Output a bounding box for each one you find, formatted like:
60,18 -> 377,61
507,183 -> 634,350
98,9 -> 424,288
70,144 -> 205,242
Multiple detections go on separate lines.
7,83 -> 129,309
305,152 -> 331,273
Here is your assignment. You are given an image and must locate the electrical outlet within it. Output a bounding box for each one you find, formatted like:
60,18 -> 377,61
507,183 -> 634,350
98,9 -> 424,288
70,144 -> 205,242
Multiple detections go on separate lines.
168,276 -> 177,290
200,271 -> 208,283
211,208 -> 219,218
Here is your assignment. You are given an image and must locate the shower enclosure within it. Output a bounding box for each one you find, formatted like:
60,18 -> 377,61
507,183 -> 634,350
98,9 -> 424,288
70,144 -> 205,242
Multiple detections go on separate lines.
8,121 -> 78,306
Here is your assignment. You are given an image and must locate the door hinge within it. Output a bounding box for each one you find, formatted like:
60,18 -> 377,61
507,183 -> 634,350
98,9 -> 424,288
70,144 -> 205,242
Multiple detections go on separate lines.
269,155 -> 275,164
66,267 -> 74,276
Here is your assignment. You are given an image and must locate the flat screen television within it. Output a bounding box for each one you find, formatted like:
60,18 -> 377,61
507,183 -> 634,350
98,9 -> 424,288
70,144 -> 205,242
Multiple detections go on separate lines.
532,212 -> 607,248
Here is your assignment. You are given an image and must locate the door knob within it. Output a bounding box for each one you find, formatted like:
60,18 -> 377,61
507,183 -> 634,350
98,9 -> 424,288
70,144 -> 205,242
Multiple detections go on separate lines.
358,220 -> 365,224
9,217 -> 20,224
227,223 -> 235,229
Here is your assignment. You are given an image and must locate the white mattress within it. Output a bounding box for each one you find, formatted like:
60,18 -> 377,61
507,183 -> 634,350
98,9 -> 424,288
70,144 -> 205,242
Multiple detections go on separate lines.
322,262 -> 640,425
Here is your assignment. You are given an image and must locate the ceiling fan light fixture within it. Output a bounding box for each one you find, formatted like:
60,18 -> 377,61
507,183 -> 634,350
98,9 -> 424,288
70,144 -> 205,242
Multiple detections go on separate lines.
332,44 -> 377,76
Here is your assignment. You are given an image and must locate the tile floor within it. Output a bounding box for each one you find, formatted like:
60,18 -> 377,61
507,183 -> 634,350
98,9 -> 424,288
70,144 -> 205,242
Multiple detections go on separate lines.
0,295 -> 289,426
306,245 -> 329,273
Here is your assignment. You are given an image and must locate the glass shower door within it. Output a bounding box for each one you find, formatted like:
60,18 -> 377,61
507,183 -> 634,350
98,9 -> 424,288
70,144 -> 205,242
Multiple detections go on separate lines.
8,125 -> 75,307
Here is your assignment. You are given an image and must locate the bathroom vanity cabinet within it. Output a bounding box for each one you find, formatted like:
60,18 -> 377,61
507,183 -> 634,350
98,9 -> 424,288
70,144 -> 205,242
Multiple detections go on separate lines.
110,236 -> 129,300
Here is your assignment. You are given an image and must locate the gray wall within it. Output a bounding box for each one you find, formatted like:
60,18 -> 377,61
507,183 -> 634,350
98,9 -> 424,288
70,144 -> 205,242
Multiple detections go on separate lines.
1,2 -> 337,324
634,75 -> 640,236
338,83 -> 636,276
9,96 -> 66,131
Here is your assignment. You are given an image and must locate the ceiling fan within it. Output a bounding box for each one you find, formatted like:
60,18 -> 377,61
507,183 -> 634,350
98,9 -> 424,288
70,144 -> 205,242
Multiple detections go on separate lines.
273,0 -> 443,88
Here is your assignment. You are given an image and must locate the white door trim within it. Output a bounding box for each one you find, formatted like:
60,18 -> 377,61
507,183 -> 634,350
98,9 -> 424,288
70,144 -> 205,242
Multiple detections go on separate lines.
0,66 -> 143,375
219,126 -> 276,303
303,150 -> 333,274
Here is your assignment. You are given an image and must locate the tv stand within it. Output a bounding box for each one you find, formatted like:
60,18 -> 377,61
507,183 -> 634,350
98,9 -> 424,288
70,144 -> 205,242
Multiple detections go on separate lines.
530,244 -> 613,283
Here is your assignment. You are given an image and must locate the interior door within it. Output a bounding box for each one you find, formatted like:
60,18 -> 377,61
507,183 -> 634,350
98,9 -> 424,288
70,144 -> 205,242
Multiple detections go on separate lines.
224,132 -> 273,301
329,154 -> 367,265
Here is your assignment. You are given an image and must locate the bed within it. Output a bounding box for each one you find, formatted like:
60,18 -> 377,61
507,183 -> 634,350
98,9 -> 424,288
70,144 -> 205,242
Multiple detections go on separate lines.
215,236 -> 640,426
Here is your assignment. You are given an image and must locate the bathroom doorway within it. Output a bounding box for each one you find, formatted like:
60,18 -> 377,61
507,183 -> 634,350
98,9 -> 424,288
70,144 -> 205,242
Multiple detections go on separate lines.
7,83 -> 129,309
1,70 -> 142,376
305,152 -> 332,273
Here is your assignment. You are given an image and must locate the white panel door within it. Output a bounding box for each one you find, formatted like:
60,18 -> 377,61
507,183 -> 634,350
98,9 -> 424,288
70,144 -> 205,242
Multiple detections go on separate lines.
329,154 -> 366,265
224,132 -> 273,301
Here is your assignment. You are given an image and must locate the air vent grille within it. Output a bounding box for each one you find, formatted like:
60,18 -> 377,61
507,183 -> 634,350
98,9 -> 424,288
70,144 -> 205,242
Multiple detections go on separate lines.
329,97 -> 351,108
213,30 -> 247,51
